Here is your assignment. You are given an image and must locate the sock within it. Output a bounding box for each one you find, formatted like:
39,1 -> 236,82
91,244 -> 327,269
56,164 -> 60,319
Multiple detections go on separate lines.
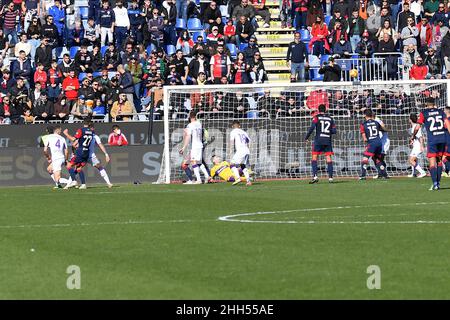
444,158 -> 450,173
200,164 -> 210,179
416,164 -> 425,175
69,168 -> 77,181
378,159 -> 387,177
311,160 -> 318,178
430,166 -> 437,185
231,165 -> 241,180
327,161 -> 333,178
201,160 -> 210,174
50,173 -> 58,186
411,165 -> 415,175
192,164 -> 201,181
78,170 -> 86,184
361,159 -> 368,177
184,167 -> 193,181
59,178 -> 69,184
242,166 -> 250,182
99,168 -> 111,185
437,163 -> 443,184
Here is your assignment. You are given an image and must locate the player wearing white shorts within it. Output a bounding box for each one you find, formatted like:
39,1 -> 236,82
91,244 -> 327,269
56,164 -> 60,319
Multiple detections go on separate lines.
373,116 -> 390,179
179,111 -> 206,184
229,120 -> 252,186
88,131 -> 113,188
408,113 -> 426,178
44,125 -> 69,189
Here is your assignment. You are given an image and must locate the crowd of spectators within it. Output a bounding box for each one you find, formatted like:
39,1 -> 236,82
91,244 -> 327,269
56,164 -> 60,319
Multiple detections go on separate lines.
167,83 -> 448,119
0,0 -> 448,124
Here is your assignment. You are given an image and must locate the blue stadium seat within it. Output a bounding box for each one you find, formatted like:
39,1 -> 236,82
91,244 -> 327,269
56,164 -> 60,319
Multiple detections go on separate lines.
310,68 -> 323,81
79,6 -> 89,20
239,43 -> 248,52
192,31 -> 206,42
187,18 -> 203,31
222,16 -> 228,24
70,46 -> 80,59
219,5 -> 229,18
54,47 -> 64,59
324,15 -> 332,26
108,71 -> 117,79
176,18 -> 187,30
78,72 -> 87,81
320,54 -> 330,65
146,44 -> 156,55
101,45 -> 108,56
93,71 -> 102,78
300,29 -> 311,41
166,44 -> 176,56
226,43 -> 237,58
335,59 -> 352,72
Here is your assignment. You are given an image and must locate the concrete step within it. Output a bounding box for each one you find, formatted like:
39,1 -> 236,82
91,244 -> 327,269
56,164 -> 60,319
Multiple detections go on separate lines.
267,73 -> 291,82
255,33 -> 292,45
263,59 -> 290,71
265,0 -> 279,7
257,20 -> 295,30
259,46 -> 288,58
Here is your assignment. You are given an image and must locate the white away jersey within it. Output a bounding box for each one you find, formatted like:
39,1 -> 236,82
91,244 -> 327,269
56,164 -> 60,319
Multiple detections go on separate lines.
410,123 -> 423,147
46,134 -> 67,160
187,121 -> 203,149
230,128 -> 250,154
375,117 -> 388,139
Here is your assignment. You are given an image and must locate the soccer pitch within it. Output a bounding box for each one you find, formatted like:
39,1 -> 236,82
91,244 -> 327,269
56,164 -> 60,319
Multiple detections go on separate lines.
1,179 -> 449,299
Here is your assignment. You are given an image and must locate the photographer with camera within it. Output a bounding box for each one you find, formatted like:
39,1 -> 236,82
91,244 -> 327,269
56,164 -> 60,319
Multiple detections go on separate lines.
318,56 -> 341,82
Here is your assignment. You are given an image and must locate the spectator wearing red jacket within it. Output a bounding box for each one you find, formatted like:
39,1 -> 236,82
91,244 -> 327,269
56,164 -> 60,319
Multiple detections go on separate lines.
417,17 -> 432,52
108,125 -> 129,146
34,63 -> 48,88
224,19 -> 236,44
62,69 -> 80,109
409,57 -> 428,80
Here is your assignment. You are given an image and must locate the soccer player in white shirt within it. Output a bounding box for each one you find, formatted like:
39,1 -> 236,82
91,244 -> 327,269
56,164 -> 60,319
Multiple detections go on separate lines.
44,125 -> 69,188
229,120 -> 252,186
179,111 -> 204,184
408,113 -> 426,178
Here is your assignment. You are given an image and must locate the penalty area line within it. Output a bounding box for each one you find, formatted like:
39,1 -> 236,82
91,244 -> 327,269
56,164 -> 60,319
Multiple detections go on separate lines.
217,202 -> 450,224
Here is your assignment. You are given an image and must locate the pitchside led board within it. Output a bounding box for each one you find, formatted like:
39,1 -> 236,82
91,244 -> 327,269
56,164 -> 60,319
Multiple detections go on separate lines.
0,123 -> 164,186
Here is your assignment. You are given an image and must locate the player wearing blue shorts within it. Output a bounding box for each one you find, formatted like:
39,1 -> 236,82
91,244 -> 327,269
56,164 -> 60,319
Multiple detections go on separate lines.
63,119 -> 95,189
359,109 -> 388,180
305,104 -> 337,183
411,97 -> 448,190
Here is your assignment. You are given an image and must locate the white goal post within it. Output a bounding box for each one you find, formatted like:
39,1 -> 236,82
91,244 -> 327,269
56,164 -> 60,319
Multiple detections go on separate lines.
159,80 -> 450,184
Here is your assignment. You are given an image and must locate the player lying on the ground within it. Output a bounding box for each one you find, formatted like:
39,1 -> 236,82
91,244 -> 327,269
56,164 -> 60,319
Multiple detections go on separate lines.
229,120 -> 252,186
210,155 -> 252,182
359,109 -> 389,180
411,97 -> 448,190
408,113 -> 427,178
304,104 -> 336,184
43,125 -> 70,188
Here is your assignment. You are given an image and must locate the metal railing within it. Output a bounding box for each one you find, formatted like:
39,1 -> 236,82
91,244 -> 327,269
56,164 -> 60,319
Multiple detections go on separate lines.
334,53 -> 404,82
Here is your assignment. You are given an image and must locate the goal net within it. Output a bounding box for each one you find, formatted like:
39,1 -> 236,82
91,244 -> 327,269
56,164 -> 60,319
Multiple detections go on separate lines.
158,80 -> 450,183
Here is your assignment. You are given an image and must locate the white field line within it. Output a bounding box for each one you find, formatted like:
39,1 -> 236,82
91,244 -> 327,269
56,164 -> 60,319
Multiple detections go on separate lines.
217,202 -> 450,224
0,219 -> 211,230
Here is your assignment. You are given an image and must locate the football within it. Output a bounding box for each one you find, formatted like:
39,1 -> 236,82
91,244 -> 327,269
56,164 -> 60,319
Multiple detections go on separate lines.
350,69 -> 359,78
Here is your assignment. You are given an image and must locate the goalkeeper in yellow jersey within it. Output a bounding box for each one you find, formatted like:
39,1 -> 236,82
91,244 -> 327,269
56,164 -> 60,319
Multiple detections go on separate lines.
210,155 -> 252,182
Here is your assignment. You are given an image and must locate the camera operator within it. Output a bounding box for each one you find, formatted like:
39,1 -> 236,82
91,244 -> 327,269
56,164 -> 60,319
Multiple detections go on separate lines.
318,56 -> 341,82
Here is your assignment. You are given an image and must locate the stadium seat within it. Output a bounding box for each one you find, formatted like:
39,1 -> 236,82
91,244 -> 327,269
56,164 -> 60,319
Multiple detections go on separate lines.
146,43 -> 156,55
239,43 -> 248,52
54,47 -> 64,59
166,44 -> 176,56
92,71 -> 102,78
101,45 -> 108,56
108,71 -> 117,79
176,18 -> 186,30
187,18 -> 203,31
192,31 -> 206,42
70,46 -> 80,59
79,6 -> 89,20
320,54 -> 330,65
222,16 -> 228,24
324,15 -> 332,25
300,29 -> 311,42
308,54 -> 320,68
226,43 -> 237,58
310,68 -> 323,81
78,72 -> 87,81
335,59 -> 352,72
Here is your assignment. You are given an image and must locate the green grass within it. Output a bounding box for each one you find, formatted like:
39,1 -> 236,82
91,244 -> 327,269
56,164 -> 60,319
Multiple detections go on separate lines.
0,178 -> 449,299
